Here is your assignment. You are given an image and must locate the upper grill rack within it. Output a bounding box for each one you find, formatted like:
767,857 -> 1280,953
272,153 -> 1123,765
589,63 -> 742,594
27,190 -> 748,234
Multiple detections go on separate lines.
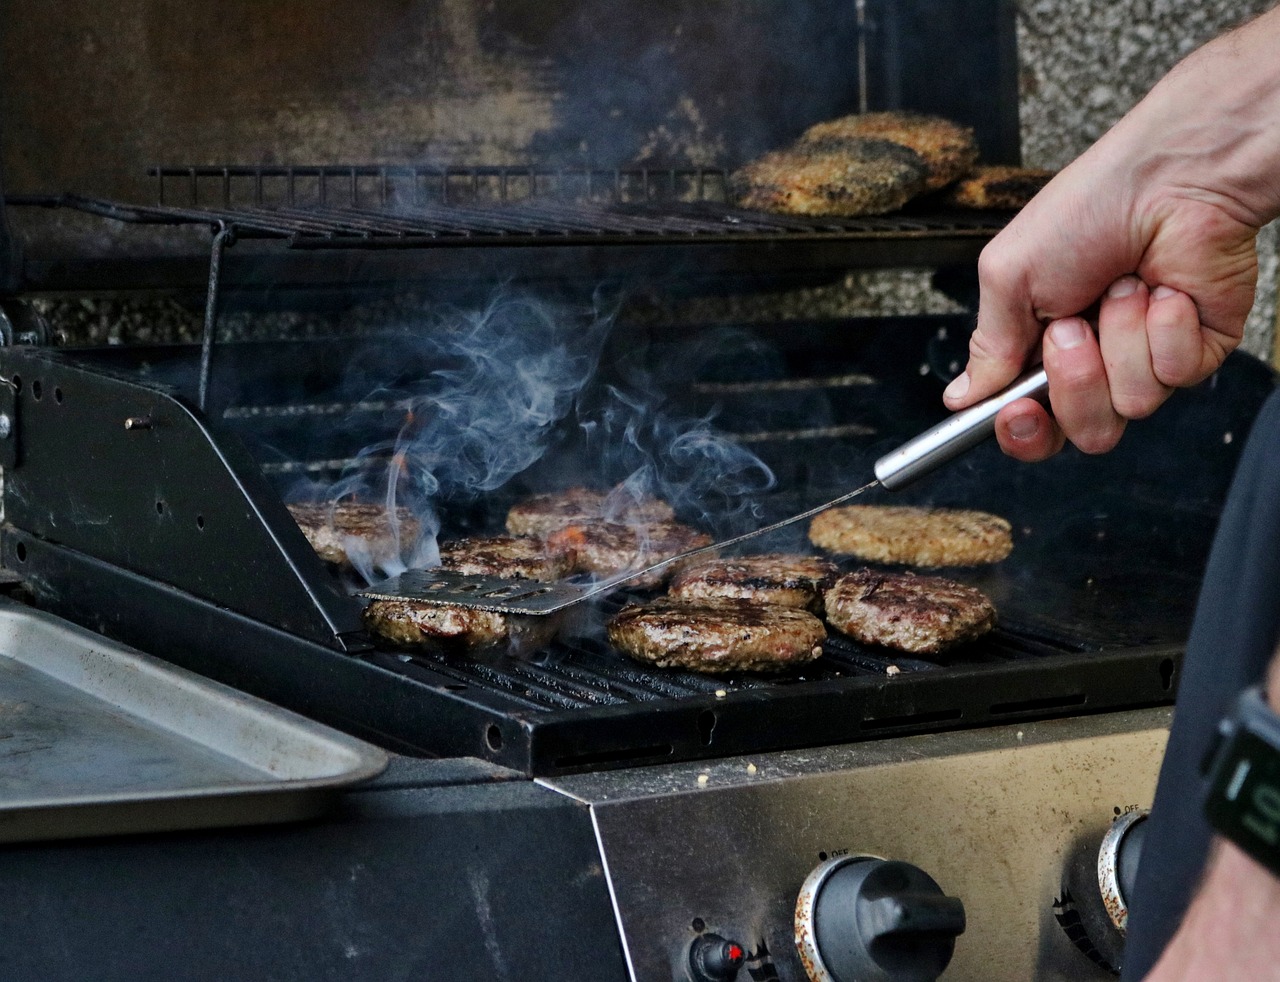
18,164 -> 1008,248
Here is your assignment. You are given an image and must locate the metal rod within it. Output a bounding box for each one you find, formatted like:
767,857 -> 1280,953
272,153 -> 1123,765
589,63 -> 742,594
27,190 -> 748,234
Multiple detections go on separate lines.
197,224 -> 235,413
873,366 -> 1050,490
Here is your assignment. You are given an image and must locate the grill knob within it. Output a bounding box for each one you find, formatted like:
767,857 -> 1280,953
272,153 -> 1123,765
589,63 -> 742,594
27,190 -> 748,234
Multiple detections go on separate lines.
1055,808 -> 1149,974
795,855 -> 965,982
688,933 -> 746,982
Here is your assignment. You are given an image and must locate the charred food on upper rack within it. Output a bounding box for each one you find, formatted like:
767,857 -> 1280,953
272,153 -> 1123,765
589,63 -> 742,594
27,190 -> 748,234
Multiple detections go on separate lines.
668,554 -> 838,611
730,137 -> 928,217
287,502 -> 420,567
798,111 -> 979,191
941,165 -> 1055,210
505,486 -> 675,537
438,534 -> 576,582
362,598 -> 559,651
608,597 -> 826,673
823,568 -> 996,655
809,505 -> 1013,567
546,520 -> 714,589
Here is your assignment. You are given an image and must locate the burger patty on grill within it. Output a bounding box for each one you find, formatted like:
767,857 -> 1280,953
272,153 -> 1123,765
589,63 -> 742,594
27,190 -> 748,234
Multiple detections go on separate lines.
363,598 -> 559,650
505,486 -> 675,537
545,520 -> 713,589
823,568 -> 996,654
668,554 -> 838,610
808,505 -> 1013,567
730,137 -> 928,217
288,502 -> 419,566
438,534 -> 575,582
798,111 -> 978,191
941,165 -> 1054,210
608,597 -> 826,673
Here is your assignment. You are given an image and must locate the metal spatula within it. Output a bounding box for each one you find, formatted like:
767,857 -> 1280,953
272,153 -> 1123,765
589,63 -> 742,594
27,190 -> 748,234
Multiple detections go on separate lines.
360,367 -> 1049,615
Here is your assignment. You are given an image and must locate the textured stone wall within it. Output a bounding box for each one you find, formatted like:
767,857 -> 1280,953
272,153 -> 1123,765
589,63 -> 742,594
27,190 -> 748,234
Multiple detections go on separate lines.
1016,0 -> 1279,363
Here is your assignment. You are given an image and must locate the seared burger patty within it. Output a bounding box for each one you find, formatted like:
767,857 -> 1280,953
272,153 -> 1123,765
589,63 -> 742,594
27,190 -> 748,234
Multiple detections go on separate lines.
808,505 -> 1013,567
546,520 -> 713,588
730,137 -> 928,217
668,554 -> 838,610
608,597 -> 826,673
363,598 -> 558,650
288,502 -> 419,566
506,486 -> 675,537
439,534 -> 575,582
823,569 -> 996,655
799,111 -> 978,191
941,165 -> 1054,210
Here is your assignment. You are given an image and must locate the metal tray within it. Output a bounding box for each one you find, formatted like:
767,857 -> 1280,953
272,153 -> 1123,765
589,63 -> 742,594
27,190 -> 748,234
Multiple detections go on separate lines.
0,598 -> 387,843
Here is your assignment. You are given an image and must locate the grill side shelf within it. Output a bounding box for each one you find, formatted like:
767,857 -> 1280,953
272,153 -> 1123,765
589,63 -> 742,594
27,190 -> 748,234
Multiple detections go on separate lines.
0,347 -> 362,647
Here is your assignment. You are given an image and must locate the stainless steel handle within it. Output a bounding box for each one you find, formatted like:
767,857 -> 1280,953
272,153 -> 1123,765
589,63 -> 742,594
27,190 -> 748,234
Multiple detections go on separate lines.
873,366 -> 1049,491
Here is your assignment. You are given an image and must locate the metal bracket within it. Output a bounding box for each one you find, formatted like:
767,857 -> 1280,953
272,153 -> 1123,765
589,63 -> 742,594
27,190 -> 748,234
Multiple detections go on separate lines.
0,300 -> 51,347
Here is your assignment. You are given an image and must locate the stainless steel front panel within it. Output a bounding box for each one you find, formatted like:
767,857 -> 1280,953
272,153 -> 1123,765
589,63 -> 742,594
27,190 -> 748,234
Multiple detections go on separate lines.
544,708 -> 1170,982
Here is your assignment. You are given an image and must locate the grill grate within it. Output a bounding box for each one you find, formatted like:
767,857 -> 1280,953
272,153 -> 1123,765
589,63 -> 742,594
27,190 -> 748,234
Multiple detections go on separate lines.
21,165 -> 1008,249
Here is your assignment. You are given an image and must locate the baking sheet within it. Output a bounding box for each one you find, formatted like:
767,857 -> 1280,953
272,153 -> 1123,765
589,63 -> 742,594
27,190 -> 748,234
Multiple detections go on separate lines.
0,598 -> 387,842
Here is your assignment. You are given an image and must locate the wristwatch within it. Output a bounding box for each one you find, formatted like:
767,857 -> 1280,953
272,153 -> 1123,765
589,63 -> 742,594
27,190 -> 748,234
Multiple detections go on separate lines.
1202,685 -> 1280,877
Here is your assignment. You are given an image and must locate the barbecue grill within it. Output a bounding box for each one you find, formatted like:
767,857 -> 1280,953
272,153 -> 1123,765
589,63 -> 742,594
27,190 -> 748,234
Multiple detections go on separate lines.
0,2 -> 1273,980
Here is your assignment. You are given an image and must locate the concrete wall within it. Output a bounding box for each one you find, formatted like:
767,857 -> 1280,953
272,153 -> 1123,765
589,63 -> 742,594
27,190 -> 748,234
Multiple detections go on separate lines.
1016,0 -> 1279,363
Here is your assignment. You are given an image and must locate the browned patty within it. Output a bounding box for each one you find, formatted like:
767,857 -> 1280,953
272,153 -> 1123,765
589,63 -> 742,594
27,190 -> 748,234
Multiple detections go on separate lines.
730,137 -> 928,217
808,505 -> 1013,567
505,487 -> 675,537
545,520 -> 714,589
823,569 -> 996,654
668,554 -> 838,611
362,598 -> 559,650
941,165 -> 1054,209
438,534 -> 576,582
288,502 -> 420,566
608,597 -> 826,673
799,112 -> 979,191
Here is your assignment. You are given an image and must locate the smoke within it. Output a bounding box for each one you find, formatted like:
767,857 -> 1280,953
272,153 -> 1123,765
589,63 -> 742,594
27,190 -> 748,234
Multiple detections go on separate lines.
298,291 -> 776,584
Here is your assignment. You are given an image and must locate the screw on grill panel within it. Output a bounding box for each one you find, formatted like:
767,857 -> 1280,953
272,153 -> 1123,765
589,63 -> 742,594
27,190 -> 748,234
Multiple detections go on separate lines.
0,413 -> 11,439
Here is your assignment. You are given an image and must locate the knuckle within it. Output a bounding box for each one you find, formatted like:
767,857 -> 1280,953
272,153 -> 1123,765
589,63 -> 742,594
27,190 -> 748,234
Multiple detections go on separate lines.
1072,422 -> 1125,456
1111,390 -> 1164,421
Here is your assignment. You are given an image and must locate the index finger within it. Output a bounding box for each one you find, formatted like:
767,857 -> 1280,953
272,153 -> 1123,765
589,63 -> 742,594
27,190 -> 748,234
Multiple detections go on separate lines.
943,239 -> 1048,409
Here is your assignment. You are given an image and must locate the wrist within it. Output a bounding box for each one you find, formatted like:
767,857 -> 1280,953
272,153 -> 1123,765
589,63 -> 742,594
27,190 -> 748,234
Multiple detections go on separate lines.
1118,7 -> 1280,229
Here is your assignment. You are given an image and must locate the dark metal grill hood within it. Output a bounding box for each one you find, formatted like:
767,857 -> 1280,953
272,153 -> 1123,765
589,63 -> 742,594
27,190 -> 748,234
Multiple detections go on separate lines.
0,0 -> 1021,295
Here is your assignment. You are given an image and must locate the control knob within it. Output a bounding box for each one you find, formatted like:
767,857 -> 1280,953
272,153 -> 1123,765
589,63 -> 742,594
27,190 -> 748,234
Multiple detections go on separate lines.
688,933 -> 746,982
1056,808 -> 1149,974
795,855 -> 966,982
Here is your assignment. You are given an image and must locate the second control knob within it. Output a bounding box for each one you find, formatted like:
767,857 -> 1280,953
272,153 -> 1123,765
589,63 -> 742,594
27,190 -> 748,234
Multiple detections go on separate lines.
795,855 -> 965,982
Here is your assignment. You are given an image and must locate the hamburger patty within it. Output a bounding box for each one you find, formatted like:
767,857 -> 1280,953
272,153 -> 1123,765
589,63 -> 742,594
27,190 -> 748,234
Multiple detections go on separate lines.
546,520 -> 714,589
363,598 -> 558,650
730,137 -> 928,217
808,505 -> 1013,567
608,597 -> 826,673
288,502 -> 419,566
799,111 -> 978,191
668,554 -> 838,610
942,165 -> 1054,210
823,569 -> 996,654
438,534 -> 575,582
506,486 -> 675,537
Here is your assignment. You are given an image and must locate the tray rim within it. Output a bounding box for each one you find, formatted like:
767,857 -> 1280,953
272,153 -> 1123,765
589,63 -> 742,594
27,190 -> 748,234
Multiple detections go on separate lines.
0,596 -> 389,842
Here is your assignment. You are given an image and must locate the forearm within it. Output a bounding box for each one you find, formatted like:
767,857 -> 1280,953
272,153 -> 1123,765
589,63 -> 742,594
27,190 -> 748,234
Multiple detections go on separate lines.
1111,4 -> 1280,229
1141,651 -> 1280,981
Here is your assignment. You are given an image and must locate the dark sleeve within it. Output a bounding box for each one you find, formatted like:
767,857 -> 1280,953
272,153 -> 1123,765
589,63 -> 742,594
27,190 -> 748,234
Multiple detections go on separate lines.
1120,386 -> 1280,980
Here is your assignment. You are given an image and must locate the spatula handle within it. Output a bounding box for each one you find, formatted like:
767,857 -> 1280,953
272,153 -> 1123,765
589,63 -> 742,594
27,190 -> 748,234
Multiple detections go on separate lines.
873,366 -> 1050,491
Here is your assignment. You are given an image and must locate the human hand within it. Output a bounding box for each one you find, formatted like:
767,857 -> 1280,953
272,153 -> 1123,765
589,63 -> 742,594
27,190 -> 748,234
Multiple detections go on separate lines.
944,7 -> 1280,461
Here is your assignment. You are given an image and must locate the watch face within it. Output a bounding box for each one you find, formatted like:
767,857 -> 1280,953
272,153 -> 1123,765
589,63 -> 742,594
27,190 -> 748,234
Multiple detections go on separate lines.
1206,728 -> 1280,865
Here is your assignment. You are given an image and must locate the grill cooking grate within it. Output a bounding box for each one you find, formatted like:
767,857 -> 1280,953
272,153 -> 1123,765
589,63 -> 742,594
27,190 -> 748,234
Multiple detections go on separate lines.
21,165 -> 1008,248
